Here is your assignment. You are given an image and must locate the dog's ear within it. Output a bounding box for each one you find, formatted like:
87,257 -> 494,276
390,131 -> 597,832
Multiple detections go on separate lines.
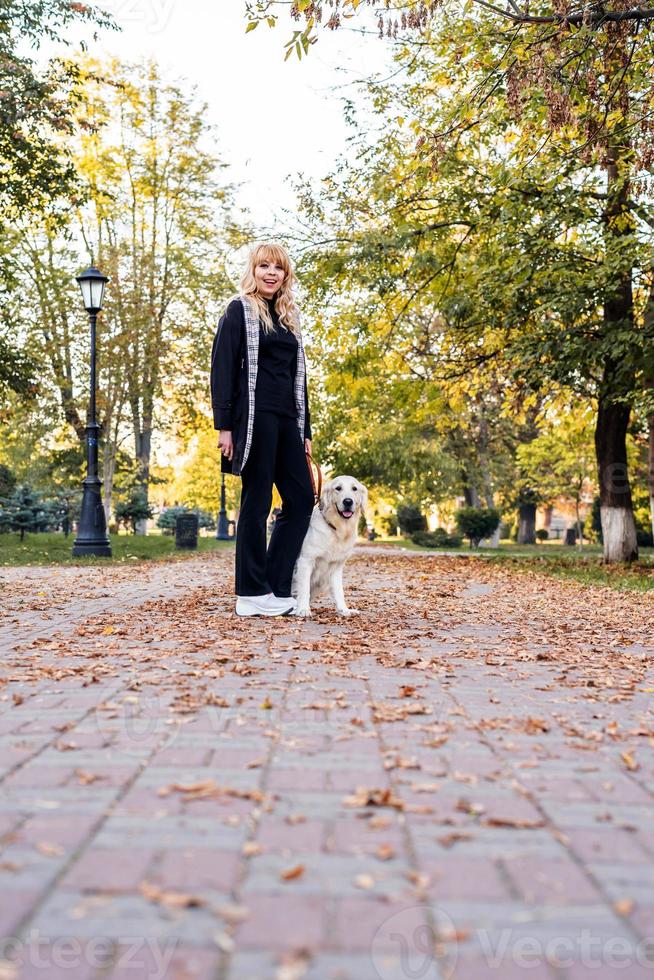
359,481 -> 369,515
319,479 -> 336,514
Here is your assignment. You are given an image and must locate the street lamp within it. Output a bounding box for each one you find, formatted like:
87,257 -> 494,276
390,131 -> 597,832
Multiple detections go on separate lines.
216,472 -> 230,539
72,266 -> 112,558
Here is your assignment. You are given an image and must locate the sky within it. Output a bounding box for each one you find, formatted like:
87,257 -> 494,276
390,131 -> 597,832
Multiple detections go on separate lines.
55,0 -> 394,233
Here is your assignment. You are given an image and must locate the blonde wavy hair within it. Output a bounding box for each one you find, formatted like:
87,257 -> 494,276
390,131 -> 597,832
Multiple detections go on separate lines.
239,242 -> 300,335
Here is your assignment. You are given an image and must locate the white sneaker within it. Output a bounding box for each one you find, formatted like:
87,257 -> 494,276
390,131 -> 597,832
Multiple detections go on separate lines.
235,593 -> 295,617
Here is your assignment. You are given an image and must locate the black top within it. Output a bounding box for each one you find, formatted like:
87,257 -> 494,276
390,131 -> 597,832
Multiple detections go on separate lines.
210,296 -> 312,440
255,298 -> 298,417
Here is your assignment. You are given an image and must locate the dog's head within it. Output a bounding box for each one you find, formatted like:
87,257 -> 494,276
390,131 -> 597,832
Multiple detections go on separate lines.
320,475 -> 368,524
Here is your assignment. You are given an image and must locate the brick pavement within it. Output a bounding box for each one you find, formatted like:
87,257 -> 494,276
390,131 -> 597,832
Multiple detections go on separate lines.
0,546 -> 653,979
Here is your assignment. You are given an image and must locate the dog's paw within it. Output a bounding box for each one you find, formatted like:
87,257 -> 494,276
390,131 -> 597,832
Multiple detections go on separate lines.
293,606 -> 312,618
337,607 -> 359,616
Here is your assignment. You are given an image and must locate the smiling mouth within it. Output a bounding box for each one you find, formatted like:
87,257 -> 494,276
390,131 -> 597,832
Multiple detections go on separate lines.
337,507 -> 354,519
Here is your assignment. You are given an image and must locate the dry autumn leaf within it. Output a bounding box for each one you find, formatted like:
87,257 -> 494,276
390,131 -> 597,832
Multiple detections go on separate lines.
280,864 -> 305,881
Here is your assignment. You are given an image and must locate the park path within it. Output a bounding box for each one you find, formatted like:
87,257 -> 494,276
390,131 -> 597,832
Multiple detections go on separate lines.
0,546 -> 654,979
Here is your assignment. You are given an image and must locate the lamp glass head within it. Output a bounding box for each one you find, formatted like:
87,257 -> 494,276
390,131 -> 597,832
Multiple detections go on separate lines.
76,267 -> 108,312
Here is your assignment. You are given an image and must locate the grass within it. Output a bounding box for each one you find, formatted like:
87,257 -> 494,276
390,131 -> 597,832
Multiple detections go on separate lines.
0,532 -> 234,567
3,532 -> 653,593
372,536 -> 654,592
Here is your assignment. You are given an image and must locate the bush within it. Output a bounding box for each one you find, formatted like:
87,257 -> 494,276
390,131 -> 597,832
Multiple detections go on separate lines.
157,506 -> 216,535
397,503 -> 427,536
157,506 -> 191,534
455,506 -> 501,548
381,514 -> 398,536
535,528 -> 549,542
0,484 -> 54,539
637,528 -> 654,548
411,528 -> 462,549
115,490 -> 154,534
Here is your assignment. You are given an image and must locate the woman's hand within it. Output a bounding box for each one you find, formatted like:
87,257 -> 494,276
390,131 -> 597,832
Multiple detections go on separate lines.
219,430 -> 233,461
304,438 -> 312,455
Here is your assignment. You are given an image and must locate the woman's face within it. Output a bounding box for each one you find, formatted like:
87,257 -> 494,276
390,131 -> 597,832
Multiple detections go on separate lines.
254,259 -> 285,299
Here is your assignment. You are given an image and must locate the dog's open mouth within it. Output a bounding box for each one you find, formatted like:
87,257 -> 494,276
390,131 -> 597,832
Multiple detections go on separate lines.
337,507 -> 354,519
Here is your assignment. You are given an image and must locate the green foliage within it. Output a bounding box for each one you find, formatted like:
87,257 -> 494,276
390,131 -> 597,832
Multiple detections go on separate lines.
157,506 -> 215,535
0,464 -> 16,498
0,1 -> 116,220
410,528 -> 462,548
381,514 -> 398,536
536,528 -> 549,542
455,507 -> 501,548
0,484 -> 53,539
396,503 -> 427,536
114,490 -> 154,535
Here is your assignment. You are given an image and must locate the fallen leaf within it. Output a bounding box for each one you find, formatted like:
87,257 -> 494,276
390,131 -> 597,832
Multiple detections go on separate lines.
281,863 -> 305,881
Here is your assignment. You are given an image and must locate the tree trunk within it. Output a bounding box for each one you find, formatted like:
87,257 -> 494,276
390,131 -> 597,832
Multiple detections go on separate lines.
134,426 -> 152,536
645,286 -> 654,542
595,132 -> 638,563
102,444 -> 116,526
517,502 -> 536,544
595,395 -> 637,562
462,481 -> 481,508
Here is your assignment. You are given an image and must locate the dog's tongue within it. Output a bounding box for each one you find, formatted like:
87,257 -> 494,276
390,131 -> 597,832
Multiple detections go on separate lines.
342,510 -> 354,518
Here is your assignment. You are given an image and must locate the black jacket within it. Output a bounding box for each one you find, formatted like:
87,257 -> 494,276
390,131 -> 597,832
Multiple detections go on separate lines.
210,296 -> 312,475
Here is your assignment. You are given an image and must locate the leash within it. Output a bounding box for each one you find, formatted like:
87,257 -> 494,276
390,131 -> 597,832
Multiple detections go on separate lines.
305,451 -> 323,506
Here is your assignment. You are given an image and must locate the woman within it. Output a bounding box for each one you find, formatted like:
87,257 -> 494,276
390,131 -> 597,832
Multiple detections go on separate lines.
210,242 -> 315,617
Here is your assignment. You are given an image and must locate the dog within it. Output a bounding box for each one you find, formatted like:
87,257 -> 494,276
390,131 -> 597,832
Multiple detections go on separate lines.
291,475 -> 368,617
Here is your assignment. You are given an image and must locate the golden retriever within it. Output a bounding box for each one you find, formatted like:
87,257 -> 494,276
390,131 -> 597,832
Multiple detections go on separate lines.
291,475 -> 368,617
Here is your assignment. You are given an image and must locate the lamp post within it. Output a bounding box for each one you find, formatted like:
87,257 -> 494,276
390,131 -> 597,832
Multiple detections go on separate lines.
72,266 -> 112,558
216,472 -> 230,539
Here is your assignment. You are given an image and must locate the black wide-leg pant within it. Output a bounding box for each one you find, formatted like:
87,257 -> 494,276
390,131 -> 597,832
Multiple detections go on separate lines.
235,410 -> 314,597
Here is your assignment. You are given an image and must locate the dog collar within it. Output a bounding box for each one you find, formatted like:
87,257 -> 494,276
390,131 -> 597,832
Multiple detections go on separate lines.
320,510 -> 338,532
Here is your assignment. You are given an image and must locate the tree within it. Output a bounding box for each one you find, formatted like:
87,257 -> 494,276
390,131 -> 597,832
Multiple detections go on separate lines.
253,2 -> 654,563
397,504 -> 427,536
114,489 -> 154,535
455,506 -> 501,549
0,464 -> 16,498
74,58 -> 241,531
517,410 -> 596,544
0,484 -> 51,539
5,58 -> 244,527
0,1 -> 115,220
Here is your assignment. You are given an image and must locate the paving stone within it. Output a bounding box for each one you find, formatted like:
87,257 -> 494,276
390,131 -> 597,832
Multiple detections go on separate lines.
59,848 -> 158,892
234,893 -> 325,949
2,550 -> 654,975
107,942 -> 220,979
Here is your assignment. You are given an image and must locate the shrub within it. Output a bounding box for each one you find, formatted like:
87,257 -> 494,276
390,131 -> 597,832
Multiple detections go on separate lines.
397,503 -> 427,536
115,490 -> 154,534
411,528 -> 462,549
381,514 -> 398,536
455,506 -> 501,548
0,484 -> 53,539
535,528 -> 549,542
157,506 -> 215,534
